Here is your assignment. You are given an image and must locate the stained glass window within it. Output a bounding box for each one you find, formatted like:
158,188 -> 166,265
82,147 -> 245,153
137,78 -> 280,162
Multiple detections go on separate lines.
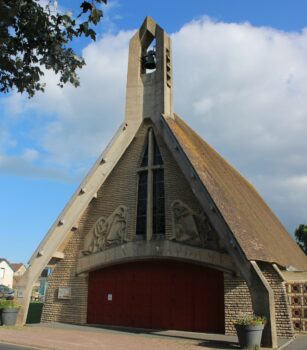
153,134 -> 163,165
136,129 -> 165,237
136,171 -> 147,235
153,169 -> 165,235
140,143 -> 148,167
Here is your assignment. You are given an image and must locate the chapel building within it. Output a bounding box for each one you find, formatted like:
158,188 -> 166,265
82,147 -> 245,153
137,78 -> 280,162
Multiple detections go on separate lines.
16,17 -> 307,348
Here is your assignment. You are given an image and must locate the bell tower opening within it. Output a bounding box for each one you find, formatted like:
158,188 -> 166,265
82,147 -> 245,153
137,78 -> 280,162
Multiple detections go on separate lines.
142,38 -> 157,74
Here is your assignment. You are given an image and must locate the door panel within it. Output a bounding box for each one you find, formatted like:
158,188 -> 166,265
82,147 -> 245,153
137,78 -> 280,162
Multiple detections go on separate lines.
87,260 -> 224,333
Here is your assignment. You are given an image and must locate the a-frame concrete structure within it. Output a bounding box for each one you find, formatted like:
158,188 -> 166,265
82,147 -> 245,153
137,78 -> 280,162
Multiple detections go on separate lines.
17,17 -> 307,348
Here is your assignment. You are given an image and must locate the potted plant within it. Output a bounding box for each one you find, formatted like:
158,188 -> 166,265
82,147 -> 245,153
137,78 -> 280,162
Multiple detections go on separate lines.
0,299 -> 21,326
234,315 -> 266,349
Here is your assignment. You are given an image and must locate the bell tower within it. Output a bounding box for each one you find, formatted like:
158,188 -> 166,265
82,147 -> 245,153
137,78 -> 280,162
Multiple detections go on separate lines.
125,16 -> 174,127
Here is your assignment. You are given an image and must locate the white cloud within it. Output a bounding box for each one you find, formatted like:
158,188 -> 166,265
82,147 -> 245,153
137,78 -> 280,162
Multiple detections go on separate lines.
0,153 -> 72,181
22,148 -> 39,161
172,18 -> 307,232
1,17 -> 307,233
21,30 -> 134,171
0,130 -> 16,151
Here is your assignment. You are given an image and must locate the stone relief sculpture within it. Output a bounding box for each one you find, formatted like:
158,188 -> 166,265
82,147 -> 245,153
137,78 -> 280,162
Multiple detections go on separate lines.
83,205 -> 128,255
170,200 -> 218,248
171,200 -> 202,244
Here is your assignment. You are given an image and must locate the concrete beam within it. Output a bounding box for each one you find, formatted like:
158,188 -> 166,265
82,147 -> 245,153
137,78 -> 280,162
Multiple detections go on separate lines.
250,261 -> 278,349
77,240 -> 235,275
52,251 -> 64,260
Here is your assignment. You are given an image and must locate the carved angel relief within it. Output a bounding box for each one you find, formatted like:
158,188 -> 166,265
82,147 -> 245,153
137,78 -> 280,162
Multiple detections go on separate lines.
170,200 -> 218,248
83,205 -> 128,255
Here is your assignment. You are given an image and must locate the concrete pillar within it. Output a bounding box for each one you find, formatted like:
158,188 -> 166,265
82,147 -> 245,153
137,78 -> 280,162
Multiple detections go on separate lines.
249,261 -> 278,349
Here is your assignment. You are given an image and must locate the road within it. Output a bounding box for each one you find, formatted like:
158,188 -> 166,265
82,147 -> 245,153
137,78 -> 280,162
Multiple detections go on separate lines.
284,335 -> 307,350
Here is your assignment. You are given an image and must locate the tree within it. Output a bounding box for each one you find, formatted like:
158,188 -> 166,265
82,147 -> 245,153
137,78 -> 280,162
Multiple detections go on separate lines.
0,0 -> 107,97
294,224 -> 307,254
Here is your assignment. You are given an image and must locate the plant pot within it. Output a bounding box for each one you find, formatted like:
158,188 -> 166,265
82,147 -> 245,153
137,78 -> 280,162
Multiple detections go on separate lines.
1,308 -> 19,326
235,324 -> 264,349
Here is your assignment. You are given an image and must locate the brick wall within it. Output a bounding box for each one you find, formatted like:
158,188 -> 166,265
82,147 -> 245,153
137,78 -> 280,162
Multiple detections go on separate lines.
224,273 -> 253,335
41,120 -> 216,324
224,266 -> 295,338
41,230 -> 88,323
259,263 -> 294,338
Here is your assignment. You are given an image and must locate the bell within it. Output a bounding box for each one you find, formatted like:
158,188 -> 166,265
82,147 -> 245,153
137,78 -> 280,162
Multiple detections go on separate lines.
143,50 -> 156,70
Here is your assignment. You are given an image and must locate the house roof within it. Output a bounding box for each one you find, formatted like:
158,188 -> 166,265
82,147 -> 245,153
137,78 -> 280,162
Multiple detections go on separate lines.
0,258 -> 14,271
165,114 -> 307,271
10,263 -> 25,272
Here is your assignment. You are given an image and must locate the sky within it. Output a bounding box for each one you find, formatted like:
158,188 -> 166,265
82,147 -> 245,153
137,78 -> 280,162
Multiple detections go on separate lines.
1,0 -> 307,264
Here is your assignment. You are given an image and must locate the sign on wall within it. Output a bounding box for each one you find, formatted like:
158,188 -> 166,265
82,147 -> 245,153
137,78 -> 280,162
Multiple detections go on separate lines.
58,286 -> 71,300
17,289 -> 24,298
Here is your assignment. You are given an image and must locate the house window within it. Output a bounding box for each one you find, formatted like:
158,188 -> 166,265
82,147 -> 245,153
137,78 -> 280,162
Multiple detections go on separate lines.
136,128 -> 165,238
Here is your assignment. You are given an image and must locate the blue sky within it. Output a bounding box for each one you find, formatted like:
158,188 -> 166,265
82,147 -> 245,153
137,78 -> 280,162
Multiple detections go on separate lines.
1,0 -> 307,264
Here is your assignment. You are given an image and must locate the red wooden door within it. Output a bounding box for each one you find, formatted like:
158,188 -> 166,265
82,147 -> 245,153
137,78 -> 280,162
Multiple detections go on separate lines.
87,260 -> 224,333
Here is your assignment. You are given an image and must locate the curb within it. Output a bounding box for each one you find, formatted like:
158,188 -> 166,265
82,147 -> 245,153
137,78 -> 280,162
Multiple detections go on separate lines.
278,338 -> 295,350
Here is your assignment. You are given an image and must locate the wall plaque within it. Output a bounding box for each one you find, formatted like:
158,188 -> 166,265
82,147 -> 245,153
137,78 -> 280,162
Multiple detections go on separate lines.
58,286 -> 71,299
17,289 -> 24,298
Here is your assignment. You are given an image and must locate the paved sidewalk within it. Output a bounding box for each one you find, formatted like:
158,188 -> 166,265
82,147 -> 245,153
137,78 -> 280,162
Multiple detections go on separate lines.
0,323 -> 297,350
0,323 -> 240,350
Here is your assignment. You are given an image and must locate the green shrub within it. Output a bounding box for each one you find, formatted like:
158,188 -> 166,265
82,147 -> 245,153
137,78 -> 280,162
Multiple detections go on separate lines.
0,299 -> 20,309
234,315 -> 266,326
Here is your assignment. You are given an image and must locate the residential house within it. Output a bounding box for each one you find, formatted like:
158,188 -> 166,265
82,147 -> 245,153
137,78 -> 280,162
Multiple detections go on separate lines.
11,263 -> 26,288
0,258 -> 14,288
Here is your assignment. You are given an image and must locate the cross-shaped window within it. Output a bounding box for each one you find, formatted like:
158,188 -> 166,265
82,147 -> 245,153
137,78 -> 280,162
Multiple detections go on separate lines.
136,128 -> 165,239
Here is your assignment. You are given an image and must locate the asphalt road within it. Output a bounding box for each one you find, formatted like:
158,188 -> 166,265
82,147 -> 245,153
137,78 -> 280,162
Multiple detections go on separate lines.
0,344 -> 39,350
284,335 -> 307,350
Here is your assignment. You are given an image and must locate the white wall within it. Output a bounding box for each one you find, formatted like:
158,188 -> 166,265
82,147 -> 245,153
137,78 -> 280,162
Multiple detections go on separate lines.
0,260 -> 14,288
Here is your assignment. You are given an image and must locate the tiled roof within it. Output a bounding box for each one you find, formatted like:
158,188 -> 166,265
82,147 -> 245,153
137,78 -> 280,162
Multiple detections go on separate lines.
10,263 -> 24,272
0,258 -> 14,270
166,114 -> 307,271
